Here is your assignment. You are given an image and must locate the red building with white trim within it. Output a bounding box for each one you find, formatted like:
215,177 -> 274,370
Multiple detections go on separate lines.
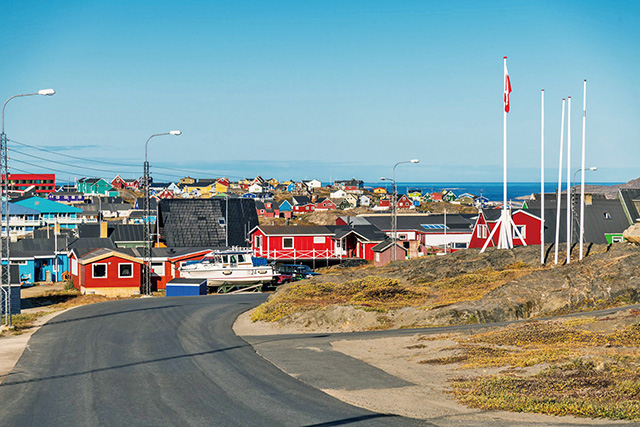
3,173 -> 55,194
468,209 -> 542,249
70,248 -> 143,297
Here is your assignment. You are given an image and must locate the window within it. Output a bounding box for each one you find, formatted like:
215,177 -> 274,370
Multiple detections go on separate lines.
119,263 -> 133,278
477,224 -> 488,239
612,236 -> 623,243
513,225 -> 526,239
452,242 -> 468,249
93,263 -> 107,278
398,234 -> 408,241
603,212 -> 611,220
71,259 -> 78,275
283,237 -> 294,249
375,253 -> 380,262
313,236 -> 324,244
151,262 -> 164,276
255,235 -> 262,248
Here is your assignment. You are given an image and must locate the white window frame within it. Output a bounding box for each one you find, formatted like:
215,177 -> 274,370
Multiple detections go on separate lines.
93,263 -> 108,279
282,237 -> 294,249
71,259 -> 78,275
255,235 -> 262,249
612,236 -> 623,243
513,225 -> 526,239
118,263 -> 134,278
313,236 -> 324,244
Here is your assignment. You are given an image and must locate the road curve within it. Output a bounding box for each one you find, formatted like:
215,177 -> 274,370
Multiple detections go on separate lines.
0,295 -> 428,426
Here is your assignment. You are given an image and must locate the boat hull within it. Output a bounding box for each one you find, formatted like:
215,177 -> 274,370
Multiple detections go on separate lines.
179,266 -> 275,286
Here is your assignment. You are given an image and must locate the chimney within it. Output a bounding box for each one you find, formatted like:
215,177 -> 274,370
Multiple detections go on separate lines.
100,221 -> 108,238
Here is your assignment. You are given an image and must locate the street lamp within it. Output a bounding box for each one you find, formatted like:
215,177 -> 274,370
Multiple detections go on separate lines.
143,130 -> 181,297
1,89 -> 55,327
571,166 -> 597,244
382,159 -> 419,262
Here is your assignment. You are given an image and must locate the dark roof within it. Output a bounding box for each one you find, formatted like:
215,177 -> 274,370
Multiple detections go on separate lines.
11,236 -> 115,258
331,225 -> 387,242
360,214 -> 476,233
77,224 -> 145,242
258,225 -> 334,236
291,195 -> 312,205
618,188 -> 640,224
151,246 -> 223,258
372,238 -> 407,253
158,199 -> 258,247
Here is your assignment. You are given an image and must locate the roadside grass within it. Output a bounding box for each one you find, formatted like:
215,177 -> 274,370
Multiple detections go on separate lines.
418,320 -> 640,421
250,265 -> 534,323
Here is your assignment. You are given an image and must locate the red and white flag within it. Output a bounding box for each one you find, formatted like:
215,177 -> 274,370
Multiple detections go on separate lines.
504,58 -> 511,113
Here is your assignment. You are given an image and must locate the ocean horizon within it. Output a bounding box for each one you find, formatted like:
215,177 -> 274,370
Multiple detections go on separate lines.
326,182 -> 622,203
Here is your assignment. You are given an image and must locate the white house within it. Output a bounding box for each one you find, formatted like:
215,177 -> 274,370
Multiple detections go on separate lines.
330,189 -> 347,199
304,179 -> 322,190
249,183 -> 266,194
359,195 -> 371,207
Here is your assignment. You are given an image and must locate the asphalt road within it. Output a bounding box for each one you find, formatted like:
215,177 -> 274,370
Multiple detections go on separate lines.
0,295 -> 429,427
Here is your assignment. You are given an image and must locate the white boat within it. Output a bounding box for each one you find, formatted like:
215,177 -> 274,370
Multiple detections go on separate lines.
178,250 -> 275,286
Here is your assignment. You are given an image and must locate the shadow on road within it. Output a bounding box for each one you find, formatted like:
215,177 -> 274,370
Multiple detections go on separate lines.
41,304 -> 182,326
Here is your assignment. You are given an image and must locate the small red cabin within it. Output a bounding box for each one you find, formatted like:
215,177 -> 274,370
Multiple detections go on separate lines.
70,248 -> 143,297
469,210 -> 542,249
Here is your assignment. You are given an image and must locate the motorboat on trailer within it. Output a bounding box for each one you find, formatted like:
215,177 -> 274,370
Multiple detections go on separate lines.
178,250 -> 275,286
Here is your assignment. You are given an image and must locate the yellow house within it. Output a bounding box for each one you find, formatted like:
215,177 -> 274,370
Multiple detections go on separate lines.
215,177 -> 229,193
183,179 -> 216,198
180,176 -> 196,185
373,187 -> 388,195
268,178 -> 279,188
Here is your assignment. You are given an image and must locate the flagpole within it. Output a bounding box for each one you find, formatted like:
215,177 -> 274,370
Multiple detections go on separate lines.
579,80 -> 587,260
499,56 -> 512,249
566,96 -> 572,264
541,89 -> 545,265
554,98 -> 566,265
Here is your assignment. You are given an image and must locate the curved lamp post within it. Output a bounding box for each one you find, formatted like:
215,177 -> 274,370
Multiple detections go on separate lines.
1,89 -> 55,327
382,159 -> 419,262
143,130 -> 181,296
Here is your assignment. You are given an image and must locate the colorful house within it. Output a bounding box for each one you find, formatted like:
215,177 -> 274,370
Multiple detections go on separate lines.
2,202 -> 42,238
372,240 -> 408,266
14,197 -> 83,229
372,187 -> 388,195
315,198 -> 337,211
442,190 -> 457,202
4,173 -> 56,194
215,177 -> 230,193
77,178 -> 119,197
183,179 -> 216,198
70,248 -> 143,297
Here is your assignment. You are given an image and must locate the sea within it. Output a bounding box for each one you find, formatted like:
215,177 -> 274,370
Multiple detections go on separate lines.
354,182 -> 621,203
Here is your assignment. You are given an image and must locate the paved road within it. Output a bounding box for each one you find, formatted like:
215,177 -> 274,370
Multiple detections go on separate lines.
0,295 -> 429,426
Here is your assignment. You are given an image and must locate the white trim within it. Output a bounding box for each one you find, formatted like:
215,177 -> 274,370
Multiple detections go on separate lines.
119,263 -> 134,278
92,263 -> 108,279
282,237 -> 294,249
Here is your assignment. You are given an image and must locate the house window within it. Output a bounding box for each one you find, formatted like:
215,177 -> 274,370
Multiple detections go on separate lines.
255,235 -> 262,248
93,263 -> 107,278
513,225 -> 526,239
398,234 -> 407,241
452,242 -> 468,249
313,236 -> 324,244
71,259 -> 78,276
477,224 -> 488,239
283,237 -> 294,249
119,263 -> 134,278
612,236 -> 623,243
151,262 -> 164,276
375,253 -> 380,262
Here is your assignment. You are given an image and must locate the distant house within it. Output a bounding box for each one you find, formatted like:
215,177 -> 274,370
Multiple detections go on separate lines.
215,177 -> 230,193
303,179 -> 322,190
14,197 -> 83,229
77,178 -> 119,197
372,240 -> 408,266
359,195 -> 371,207
48,191 -> 85,204
431,192 -> 443,202
315,198 -> 337,211
183,179 -> 216,198
422,193 -> 434,203
442,190 -> 456,202
397,194 -> 413,210
291,195 -> 315,213
4,173 -> 56,194
335,179 -> 363,191
111,174 -> 140,190
330,189 -> 347,199
372,187 -> 388,195
2,202 -> 41,238
278,200 -> 293,219
255,200 -> 279,218
374,198 -> 391,211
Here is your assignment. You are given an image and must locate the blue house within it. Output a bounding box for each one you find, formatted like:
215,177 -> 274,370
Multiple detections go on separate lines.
48,191 -> 85,204
10,236 -> 116,283
279,200 -> 293,213
14,197 -> 83,229
2,202 -> 42,238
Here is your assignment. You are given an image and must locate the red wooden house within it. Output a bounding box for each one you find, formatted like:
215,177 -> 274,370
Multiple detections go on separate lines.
151,248 -> 213,290
315,198 -> 337,211
69,248 -> 143,297
430,192 -> 443,202
397,194 -> 413,210
111,174 -> 140,190
251,225 -> 336,260
256,200 -> 280,218
377,198 -> 391,210
156,188 -> 175,199
468,209 -> 542,249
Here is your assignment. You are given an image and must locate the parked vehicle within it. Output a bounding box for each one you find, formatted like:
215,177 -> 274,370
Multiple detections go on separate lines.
179,250 -> 275,286
275,264 -> 321,284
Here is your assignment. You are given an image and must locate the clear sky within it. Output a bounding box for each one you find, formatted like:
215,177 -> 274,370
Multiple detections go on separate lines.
1,1 -> 638,184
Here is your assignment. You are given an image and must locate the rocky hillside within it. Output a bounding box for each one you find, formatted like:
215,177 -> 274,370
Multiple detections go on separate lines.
258,243 -> 640,331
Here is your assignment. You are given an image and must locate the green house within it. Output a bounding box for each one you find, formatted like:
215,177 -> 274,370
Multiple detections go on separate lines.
77,178 -> 119,197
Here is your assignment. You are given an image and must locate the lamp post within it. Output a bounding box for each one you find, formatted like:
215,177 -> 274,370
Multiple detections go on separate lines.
143,130 -> 181,296
571,166 -> 597,245
381,159 -> 419,262
1,89 -> 55,327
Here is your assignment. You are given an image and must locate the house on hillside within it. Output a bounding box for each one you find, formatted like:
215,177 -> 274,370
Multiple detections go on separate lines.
77,178 -> 119,197
372,239 -> 408,266
14,197 -> 83,229
315,198 -> 337,211
278,200 -> 293,219
291,195 -> 315,213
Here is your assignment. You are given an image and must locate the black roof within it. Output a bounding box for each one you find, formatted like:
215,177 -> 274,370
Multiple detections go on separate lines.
360,214 -> 476,233
158,199 -> 258,247
618,188 -> 640,224
11,236 -> 115,258
331,225 -> 387,242
372,238 -> 406,253
77,224 -> 145,242
291,195 -> 312,205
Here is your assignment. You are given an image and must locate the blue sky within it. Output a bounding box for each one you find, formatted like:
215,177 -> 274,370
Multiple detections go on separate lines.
1,1 -> 638,183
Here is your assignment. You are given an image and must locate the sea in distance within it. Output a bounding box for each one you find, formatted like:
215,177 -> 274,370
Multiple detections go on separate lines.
345,182 -> 623,203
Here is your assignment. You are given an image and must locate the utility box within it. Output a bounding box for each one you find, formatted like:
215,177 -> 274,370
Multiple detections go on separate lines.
1,284 -> 21,316
166,278 -> 207,297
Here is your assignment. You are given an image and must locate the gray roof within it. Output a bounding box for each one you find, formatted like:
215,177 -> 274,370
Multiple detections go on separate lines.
372,238 -> 406,253
77,224 -> 145,242
258,225 -> 334,235
359,214 -> 476,233
158,199 -> 258,247
330,225 -> 387,242
11,237 -> 115,258
618,188 -> 640,224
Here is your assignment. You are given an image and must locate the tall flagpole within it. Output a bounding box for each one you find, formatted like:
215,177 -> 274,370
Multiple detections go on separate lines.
554,99 -> 566,265
541,89 -> 545,265
499,56 -> 513,249
579,80 -> 587,260
566,97 -> 572,264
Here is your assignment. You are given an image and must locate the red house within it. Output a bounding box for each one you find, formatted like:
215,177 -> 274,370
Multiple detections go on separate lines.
111,174 -> 140,190
469,209 -> 542,249
156,188 -> 175,199
69,248 -> 143,297
151,248 -> 213,290
377,198 -> 391,210
4,173 -> 55,194
315,198 -> 337,211
397,194 -> 413,210
251,225 -> 336,260
372,240 -> 408,266
431,192 -> 443,202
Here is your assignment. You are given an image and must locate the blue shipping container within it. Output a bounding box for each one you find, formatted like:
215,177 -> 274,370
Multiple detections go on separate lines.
166,278 -> 207,297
